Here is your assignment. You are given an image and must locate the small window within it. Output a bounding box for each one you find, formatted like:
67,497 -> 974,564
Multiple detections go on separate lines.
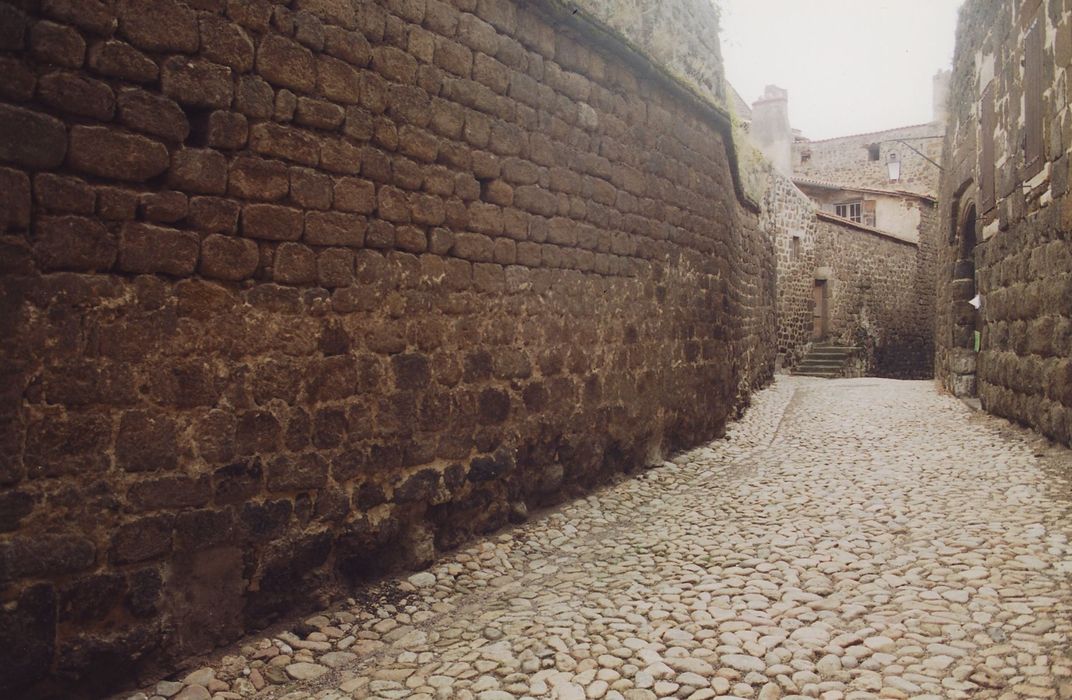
835,201 -> 862,223
800,148 -> 811,165
867,143 -> 880,161
791,235 -> 801,261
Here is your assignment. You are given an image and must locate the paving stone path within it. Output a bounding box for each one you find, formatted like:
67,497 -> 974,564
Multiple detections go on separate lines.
131,377 -> 1072,700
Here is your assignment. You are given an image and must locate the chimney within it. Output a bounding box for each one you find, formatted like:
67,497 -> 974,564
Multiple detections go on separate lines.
932,69 -> 952,124
750,85 -> 792,175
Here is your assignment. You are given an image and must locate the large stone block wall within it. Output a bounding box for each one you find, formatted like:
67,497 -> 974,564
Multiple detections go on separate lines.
814,216 -> 933,378
761,170 -> 818,369
0,0 -> 776,695
935,0 -> 1071,445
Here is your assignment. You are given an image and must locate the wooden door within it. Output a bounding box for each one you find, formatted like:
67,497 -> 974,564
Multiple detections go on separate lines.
812,280 -> 826,340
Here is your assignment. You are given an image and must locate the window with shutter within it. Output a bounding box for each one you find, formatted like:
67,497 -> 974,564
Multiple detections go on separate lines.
1023,10 -> 1044,178
980,83 -> 996,212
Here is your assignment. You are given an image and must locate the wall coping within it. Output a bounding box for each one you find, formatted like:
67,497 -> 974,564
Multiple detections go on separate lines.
531,0 -> 761,211
816,211 -> 919,247
793,177 -> 939,204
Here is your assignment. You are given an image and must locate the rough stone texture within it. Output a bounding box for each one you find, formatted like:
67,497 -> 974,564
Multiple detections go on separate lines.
933,0 -> 1072,445
793,122 -> 945,197
813,214 -> 935,379
132,377 -> 1072,700
759,170 -> 818,369
0,0 -> 776,697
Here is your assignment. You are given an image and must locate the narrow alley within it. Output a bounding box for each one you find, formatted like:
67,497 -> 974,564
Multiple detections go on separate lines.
138,378 -> 1072,700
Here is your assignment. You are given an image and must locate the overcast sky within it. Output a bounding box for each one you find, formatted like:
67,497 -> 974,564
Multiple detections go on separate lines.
717,0 -> 964,140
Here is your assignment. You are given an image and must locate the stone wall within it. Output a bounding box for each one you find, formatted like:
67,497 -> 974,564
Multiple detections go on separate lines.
934,0 -> 1072,445
761,169 -> 817,369
793,123 -> 945,196
814,214 -> 933,378
0,0 -> 776,696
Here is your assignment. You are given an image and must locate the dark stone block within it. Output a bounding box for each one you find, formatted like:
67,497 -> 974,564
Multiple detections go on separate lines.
0,584 -> 56,697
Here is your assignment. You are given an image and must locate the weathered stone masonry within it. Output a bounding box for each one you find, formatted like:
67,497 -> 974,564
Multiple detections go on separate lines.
934,0 -> 1072,445
814,212 -> 936,379
0,0 -> 776,695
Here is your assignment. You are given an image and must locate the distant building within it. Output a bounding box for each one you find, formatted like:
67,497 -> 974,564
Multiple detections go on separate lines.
743,74 -> 948,376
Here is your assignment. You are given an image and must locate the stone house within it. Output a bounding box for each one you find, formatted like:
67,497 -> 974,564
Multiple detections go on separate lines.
933,0 -> 1072,446
746,79 -> 946,376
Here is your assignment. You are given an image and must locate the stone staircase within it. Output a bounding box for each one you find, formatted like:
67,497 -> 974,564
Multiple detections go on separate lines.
791,343 -> 860,378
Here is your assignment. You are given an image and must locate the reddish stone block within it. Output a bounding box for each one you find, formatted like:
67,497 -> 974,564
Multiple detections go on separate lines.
0,104 -> 67,170
305,211 -> 366,246
235,75 -> 274,119
273,242 -> 317,285
32,174 -> 95,218
38,70 -> 114,120
161,56 -> 234,109
396,225 -> 428,253
0,3 -> 27,51
452,232 -> 495,261
24,410 -> 113,477
42,0 -> 116,36
139,191 -> 188,223
111,515 -> 173,564
68,125 -> 168,182
206,110 -> 249,150
316,247 -> 355,287
306,136 -> 353,174
0,55 -> 37,102
116,88 -> 189,142
266,452 -> 330,492
200,233 -> 259,280
189,196 -> 241,233
0,534 -> 96,580
88,40 -> 158,83
117,0 -> 198,53
33,215 -> 117,271
249,123 -> 320,166
365,220 -> 395,248
290,167 -> 333,210
295,97 -> 346,129
30,21 -> 86,68
97,187 -> 139,220
324,25 -> 371,65
117,222 -> 200,276
295,0 -> 357,28
199,15 -> 255,72
429,226 -> 454,255
411,193 -> 446,225
242,203 -> 303,240
169,148 -> 228,195
257,34 -> 316,92
0,168 -> 30,231
372,45 -> 418,84
229,156 -> 289,201
317,55 -> 361,104
115,410 -> 178,473
334,177 -> 376,213
294,10 -> 327,51
398,125 -> 439,163
128,475 -> 213,511
274,88 -> 298,122
378,186 -> 411,222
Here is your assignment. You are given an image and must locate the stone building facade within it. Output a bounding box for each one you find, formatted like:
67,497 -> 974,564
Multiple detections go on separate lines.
813,210 -> 938,378
0,0 -> 778,695
934,0 -> 1072,445
744,84 -> 941,378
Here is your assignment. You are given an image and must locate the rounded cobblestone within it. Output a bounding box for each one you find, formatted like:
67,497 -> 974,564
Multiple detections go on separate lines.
132,378 -> 1072,700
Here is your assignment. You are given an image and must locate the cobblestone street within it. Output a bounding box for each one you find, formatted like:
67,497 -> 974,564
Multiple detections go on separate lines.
135,377 -> 1072,700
